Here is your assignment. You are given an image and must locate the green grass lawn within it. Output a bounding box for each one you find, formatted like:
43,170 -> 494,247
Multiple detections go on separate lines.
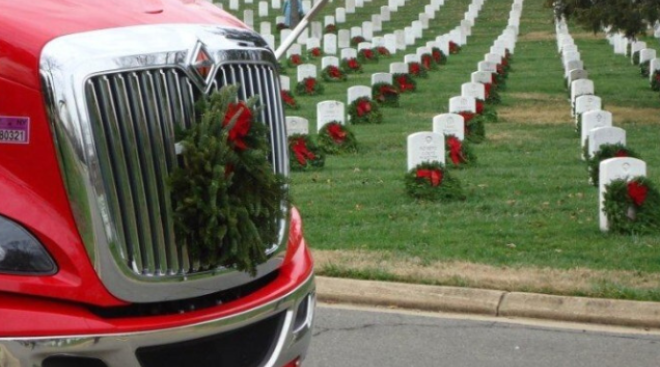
227,0 -> 660,300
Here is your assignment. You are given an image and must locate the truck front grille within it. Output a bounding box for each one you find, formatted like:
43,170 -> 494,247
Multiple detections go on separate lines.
85,63 -> 286,277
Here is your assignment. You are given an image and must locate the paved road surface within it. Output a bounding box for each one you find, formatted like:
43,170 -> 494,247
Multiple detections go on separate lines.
304,304 -> 660,367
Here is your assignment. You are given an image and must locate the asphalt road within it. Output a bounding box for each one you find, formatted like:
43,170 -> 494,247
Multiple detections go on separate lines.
304,304 -> 660,367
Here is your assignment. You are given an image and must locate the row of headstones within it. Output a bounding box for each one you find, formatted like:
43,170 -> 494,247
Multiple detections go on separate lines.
556,19 -> 646,232
605,34 -> 660,85
406,1 -> 522,171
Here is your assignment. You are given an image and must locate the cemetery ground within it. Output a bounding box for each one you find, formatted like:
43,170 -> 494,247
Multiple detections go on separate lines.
237,0 -> 660,301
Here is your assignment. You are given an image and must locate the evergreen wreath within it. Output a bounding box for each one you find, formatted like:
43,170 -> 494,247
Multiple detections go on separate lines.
457,111 -> 486,144
421,53 -> 437,71
587,143 -> 641,186
445,135 -> 476,168
287,54 -> 303,68
372,82 -> 400,107
632,51 -> 640,65
295,77 -> 324,96
404,161 -> 465,201
651,70 -> 660,91
288,134 -> 325,170
317,121 -> 358,154
351,36 -> 366,46
640,60 -> 650,78
308,47 -> 322,59
376,46 -> 392,57
449,41 -> 461,54
479,103 -> 499,123
321,65 -> 347,82
169,85 -> 287,275
394,73 -> 417,93
432,47 -> 447,65
408,62 -> 428,78
603,176 -> 660,235
324,24 -> 337,34
281,89 -> 300,110
348,97 -> 383,124
358,48 -> 379,63
485,85 -> 501,104
277,23 -> 288,31
341,57 -> 363,73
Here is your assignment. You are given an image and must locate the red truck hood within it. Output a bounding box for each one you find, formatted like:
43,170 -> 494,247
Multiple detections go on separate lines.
0,0 -> 247,89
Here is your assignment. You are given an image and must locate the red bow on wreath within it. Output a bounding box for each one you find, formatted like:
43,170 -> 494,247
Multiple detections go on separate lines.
409,63 -> 421,75
327,123 -> 347,143
422,56 -> 431,70
416,169 -> 443,187
628,181 -> 648,206
223,101 -> 252,151
397,76 -> 414,92
363,49 -> 374,59
348,58 -> 360,69
328,66 -> 343,78
356,100 -> 372,117
447,137 -> 465,165
293,138 -> 316,166
615,150 -> 628,158
476,100 -> 484,114
484,83 -> 491,99
458,111 -> 475,123
281,90 -> 297,107
311,48 -> 321,57
290,54 -> 302,65
432,51 -> 442,63
305,78 -> 316,93
377,85 -> 399,101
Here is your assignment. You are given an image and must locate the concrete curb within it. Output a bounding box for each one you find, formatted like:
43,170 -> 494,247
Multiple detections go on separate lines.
316,276 -> 660,328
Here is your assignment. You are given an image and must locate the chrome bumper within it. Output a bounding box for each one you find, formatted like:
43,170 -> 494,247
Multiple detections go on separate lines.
0,274 -> 315,367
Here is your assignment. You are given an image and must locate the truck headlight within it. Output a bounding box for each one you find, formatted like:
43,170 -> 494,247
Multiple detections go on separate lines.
0,216 -> 56,274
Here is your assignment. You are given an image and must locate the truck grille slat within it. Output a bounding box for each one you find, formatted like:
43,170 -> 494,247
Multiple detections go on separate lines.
84,62 -> 285,278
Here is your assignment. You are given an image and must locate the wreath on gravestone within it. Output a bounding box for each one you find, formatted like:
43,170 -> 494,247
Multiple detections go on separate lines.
420,53 -> 437,71
575,104 -> 604,134
640,60 -> 650,78
295,77 -> 324,96
169,85 -> 287,275
324,24 -> 337,34
632,51 -> 640,65
393,73 -> 416,92
651,70 -> 660,91
476,101 -> 498,123
317,121 -> 359,154
586,143 -> 641,186
449,41 -> 461,54
341,58 -> 363,74
404,161 -> 466,201
376,46 -> 391,58
445,135 -> 477,168
321,65 -> 347,82
494,65 -> 507,88
504,49 -> 513,64
457,111 -> 486,144
358,48 -> 379,63
372,82 -> 400,107
432,47 -> 447,65
408,62 -> 428,78
277,23 -> 289,31
485,86 -> 501,104
307,47 -> 322,59
348,97 -> 382,124
602,176 -> 660,234
350,36 -> 366,47
280,89 -> 300,110
287,54 -> 303,68
288,134 -> 325,170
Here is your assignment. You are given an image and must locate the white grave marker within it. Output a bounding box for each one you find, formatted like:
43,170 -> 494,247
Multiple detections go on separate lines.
449,96 -> 476,113
599,158 -> 646,231
407,132 -> 445,169
589,126 -> 626,159
371,72 -> 393,85
433,113 -> 465,141
461,82 -> 485,100
338,30 -> 350,48
347,85 -> 371,105
297,64 -> 317,82
581,110 -> 613,148
341,48 -> 358,60
280,75 -> 291,91
317,101 -> 346,130
336,7 -> 346,23
322,56 -> 340,69
286,116 -> 310,136
324,34 -> 338,55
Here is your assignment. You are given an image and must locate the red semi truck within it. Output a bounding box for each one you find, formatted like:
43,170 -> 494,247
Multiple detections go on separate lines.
0,1 -> 315,366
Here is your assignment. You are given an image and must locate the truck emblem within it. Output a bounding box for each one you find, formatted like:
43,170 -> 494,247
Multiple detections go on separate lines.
191,45 -> 214,85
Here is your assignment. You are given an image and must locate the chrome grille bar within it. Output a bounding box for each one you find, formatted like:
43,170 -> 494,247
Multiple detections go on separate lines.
85,62 -> 284,278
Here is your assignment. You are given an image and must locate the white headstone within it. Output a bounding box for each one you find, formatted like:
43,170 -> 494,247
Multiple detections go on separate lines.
395,30 -> 406,50
562,51 -> 581,65
650,58 -> 660,81
381,6 -> 391,21
243,10 -> 254,27
350,26 -> 363,38
371,72 -> 393,85
640,48 -> 656,64
478,61 -> 497,73
322,56 -> 340,69
323,34 -> 338,55
324,15 -> 335,26
599,158 -> 646,231
341,48 -> 358,60
272,0 -> 281,9
280,30 -> 293,47
357,42 -> 372,51
317,101 -> 346,130
260,22 -> 272,36
407,132 -> 445,170
384,34 -> 397,54
297,27 -> 309,44
259,2 -> 269,17
631,41 -> 647,60
306,37 -> 321,50
404,27 -> 416,46
372,15 -> 382,32
286,43 -> 302,57
581,110 -> 613,148
388,0 -> 398,12
347,85 -> 372,105
263,34 -> 275,49
570,79 -> 595,103
433,113 -> 465,141
362,21 -> 373,41
372,36 -> 385,48
229,0 -> 239,10
485,53 -> 502,65
412,21 -> 423,39
336,7 -> 346,23
338,30 -> 351,48
404,54 -> 420,64
390,62 -> 408,74
568,69 -> 589,84
311,21 -> 323,39
449,96 -> 476,113
575,95 -> 602,118
564,60 -> 584,77
425,5 -> 436,19
297,64 -> 317,82
276,16 -> 286,25
461,82 -> 485,100
346,0 -> 356,13
589,126 -> 626,159
302,0 -> 311,12
471,71 -> 493,84
461,19 -> 472,36
286,116 -> 310,136
280,75 -> 291,91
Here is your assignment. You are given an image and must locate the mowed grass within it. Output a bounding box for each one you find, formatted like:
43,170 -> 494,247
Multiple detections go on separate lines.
229,0 -> 660,300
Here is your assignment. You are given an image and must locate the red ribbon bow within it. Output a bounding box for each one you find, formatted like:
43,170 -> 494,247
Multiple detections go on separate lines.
416,169 -> 443,187
377,85 -> 399,101
348,58 -> 360,70
484,83 -> 491,98
432,50 -> 442,63
311,48 -> 321,57
290,54 -> 302,65
422,55 -> 431,70
458,111 -> 475,123
447,137 -> 464,165
223,101 -> 252,151
305,78 -> 316,93
356,100 -> 372,117
476,100 -> 484,115
627,181 -> 648,206
397,75 -> 413,92
327,123 -> 347,143
328,66 -> 342,78
281,90 -> 296,107
363,49 -> 374,59
292,138 -> 316,166
409,63 -> 421,75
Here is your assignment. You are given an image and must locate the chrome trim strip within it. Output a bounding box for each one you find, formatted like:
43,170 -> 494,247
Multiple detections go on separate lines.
40,24 -> 288,302
0,273 -> 315,367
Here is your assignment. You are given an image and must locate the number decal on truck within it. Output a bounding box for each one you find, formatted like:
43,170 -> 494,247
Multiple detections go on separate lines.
0,116 -> 30,144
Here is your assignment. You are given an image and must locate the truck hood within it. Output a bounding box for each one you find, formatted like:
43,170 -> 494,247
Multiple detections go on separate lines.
0,0 -> 247,89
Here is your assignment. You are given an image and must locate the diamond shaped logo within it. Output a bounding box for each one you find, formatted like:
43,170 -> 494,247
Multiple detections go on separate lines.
192,46 -> 213,84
